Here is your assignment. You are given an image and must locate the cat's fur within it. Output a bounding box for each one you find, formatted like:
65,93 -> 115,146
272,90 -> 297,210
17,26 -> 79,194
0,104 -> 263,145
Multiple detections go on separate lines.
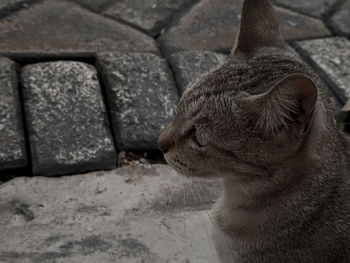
158,0 -> 350,262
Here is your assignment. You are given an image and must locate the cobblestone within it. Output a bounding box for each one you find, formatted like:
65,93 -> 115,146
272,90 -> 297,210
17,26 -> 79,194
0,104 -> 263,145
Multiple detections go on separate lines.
158,0 -> 330,58
272,0 -> 337,18
275,6 -> 330,40
294,37 -> 350,104
21,61 -> 117,176
0,0 -> 36,18
103,0 -> 196,36
97,52 -> 179,152
73,0 -> 113,12
0,58 -> 27,171
0,0 -> 349,177
329,0 -> 350,37
0,0 -> 158,58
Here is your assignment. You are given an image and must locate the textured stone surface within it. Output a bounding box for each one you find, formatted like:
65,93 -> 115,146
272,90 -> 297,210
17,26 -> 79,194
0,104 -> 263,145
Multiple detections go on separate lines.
0,0 -> 158,58
158,0 -> 331,58
170,51 -> 227,94
0,58 -> 27,171
157,0 -> 241,58
329,0 -> 350,37
275,6 -> 331,40
103,0 -> 195,36
21,61 -> 116,176
0,0 -> 36,18
0,165 -> 221,262
294,37 -> 350,104
272,0 -> 337,18
97,52 -> 179,151
73,0 -> 112,12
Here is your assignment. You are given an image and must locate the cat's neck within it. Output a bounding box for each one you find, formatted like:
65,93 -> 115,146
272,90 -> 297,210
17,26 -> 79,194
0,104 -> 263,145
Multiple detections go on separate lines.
214,105 -> 347,242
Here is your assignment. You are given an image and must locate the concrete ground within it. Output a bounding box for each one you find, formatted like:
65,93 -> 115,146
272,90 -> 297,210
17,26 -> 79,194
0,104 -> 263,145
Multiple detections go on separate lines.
0,164 -> 222,263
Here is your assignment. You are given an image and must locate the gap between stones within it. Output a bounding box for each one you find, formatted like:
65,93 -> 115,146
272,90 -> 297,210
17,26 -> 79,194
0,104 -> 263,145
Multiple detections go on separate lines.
291,41 -> 345,106
0,0 -> 44,21
71,0 -> 201,39
0,44 -> 346,183
0,61 -> 32,182
0,55 -> 169,182
323,0 -> 349,36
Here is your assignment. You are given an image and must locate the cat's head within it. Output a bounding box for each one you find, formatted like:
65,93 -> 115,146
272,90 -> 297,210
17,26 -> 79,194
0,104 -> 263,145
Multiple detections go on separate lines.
158,0 -> 318,178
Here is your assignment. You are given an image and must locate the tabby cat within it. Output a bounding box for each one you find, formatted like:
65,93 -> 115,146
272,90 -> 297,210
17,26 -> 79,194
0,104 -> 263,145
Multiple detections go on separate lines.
158,0 -> 350,262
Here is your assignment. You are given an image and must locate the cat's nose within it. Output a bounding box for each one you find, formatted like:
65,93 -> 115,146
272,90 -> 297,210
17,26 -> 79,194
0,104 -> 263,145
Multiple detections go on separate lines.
158,128 -> 175,153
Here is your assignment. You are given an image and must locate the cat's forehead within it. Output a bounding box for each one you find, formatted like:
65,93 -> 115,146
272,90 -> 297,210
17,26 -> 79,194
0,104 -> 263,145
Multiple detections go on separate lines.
177,49 -> 307,118
182,49 -> 304,98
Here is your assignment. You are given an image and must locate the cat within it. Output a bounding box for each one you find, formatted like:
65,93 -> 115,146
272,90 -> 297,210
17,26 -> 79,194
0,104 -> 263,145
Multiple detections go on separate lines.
158,0 -> 350,262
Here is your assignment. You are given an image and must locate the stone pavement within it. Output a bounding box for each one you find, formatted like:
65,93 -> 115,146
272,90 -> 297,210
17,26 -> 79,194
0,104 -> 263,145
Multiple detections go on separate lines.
0,164 -> 221,263
0,0 -> 349,177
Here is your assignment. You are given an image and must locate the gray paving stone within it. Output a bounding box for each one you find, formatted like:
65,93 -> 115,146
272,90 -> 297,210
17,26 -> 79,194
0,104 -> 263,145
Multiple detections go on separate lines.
275,7 -> 331,40
73,0 -> 112,12
272,0 -> 337,18
158,0 -> 331,58
169,51 -> 227,94
158,0 -> 241,58
103,0 -> 195,36
21,61 -> 117,176
0,58 -> 27,171
97,52 -> 179,152
294,37 -> 350,104
0,0 -> 158,59
329,0 -> 350,37
0,165 -> 220,262
0,0 -> 36,18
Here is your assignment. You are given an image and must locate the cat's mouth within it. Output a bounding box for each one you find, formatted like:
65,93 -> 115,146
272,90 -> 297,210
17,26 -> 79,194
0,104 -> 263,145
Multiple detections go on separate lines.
164,154 -> 196,177
164,154 -> 216,178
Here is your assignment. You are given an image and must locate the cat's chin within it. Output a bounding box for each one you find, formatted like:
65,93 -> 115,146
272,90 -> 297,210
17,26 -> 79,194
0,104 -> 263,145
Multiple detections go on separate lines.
164,155 -> 216,178
164,157 -> 191,177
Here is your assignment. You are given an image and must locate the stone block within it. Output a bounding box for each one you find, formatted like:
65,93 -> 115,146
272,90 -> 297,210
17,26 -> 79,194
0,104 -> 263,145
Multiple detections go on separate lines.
73,0 -> 112,12
295,37 -> 350,104
158,0 -> 330,58
0,0 -> 158,59
21,61 -> 117,176
329,0 -> 350,37
103,0 -> 195,36
272,0 -> 337,18
0,58 -> 27,171
97,52 -> 179,151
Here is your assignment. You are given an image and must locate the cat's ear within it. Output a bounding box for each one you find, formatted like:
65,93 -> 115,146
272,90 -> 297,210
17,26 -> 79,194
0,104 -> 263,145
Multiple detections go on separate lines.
233,0 -> 286,56
246,74 -> 317,137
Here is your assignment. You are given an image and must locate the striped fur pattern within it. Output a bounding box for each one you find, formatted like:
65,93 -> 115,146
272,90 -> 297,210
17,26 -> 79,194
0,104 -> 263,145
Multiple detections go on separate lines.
158,0 -> 350,262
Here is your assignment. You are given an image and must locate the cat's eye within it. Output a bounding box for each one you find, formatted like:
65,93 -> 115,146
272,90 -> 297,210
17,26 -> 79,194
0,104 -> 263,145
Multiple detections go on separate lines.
193,127 -> 209,147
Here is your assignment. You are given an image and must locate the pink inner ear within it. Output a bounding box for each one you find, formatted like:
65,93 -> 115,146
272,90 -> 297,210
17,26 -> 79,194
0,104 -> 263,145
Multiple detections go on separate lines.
287,75 -> 318,115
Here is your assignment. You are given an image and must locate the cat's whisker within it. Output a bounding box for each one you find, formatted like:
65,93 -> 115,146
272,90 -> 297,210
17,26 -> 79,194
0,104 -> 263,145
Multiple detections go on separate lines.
191,179 -> 217,227
193,178 -> 211,203
172,45 -> 194,85
196,28 -> 204,81
165,184 -> 176,219
186,177 -> 216,256
190,179 -> 238,242
182,176 -> 187,246
187,178 -> 208,232
159,169 -> 186,254
238,182 -> 250,197
181,54 -> 194,83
